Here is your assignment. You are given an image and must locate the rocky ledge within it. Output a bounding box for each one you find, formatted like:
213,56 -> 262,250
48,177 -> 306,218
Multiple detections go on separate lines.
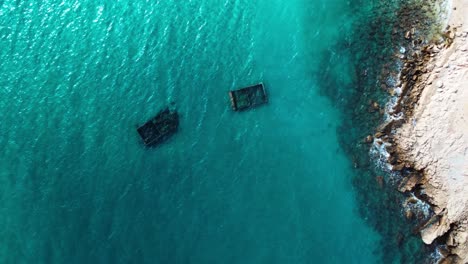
371,1 -> 468,262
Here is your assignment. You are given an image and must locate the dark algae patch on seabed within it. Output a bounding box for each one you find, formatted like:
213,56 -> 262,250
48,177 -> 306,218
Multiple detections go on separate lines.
315,0 -> 446,263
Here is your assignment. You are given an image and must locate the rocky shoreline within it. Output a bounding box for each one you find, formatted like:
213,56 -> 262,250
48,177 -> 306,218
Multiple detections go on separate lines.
316,0 -> 466,261
370,0 -> 468,262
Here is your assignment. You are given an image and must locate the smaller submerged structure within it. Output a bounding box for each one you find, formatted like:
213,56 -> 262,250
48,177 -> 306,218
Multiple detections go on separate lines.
137,107 -> 179,147
228,83 -> 268,111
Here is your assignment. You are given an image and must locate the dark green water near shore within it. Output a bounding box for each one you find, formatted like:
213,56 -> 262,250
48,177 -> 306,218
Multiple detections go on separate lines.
318,0 -> 445,263
0,0 -> 432,263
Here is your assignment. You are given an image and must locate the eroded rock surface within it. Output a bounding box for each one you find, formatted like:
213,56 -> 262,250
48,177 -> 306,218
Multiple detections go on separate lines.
395,1 -> 468,261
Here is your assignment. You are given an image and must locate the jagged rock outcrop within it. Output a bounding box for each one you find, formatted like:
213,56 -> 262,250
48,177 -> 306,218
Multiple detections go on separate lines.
394,15 -> 468,263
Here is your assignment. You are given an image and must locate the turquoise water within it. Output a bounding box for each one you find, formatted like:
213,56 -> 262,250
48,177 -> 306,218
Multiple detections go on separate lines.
0,0 -> 389,263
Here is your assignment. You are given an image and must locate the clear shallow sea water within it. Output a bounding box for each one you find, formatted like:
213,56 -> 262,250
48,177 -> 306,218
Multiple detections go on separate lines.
0,0 -> 389,263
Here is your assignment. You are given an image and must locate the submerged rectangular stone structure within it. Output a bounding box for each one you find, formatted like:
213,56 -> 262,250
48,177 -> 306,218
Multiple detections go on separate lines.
228,83 -> 268,111
137,107 -> 179,147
